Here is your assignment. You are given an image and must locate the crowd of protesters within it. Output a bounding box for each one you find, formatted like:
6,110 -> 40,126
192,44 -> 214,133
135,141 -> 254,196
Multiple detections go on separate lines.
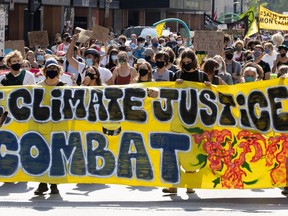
1,28 -> 288,195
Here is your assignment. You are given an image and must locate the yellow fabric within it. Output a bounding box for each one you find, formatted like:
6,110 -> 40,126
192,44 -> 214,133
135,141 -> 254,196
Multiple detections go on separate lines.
259,5 -> 288,30
0,79 -> 287,189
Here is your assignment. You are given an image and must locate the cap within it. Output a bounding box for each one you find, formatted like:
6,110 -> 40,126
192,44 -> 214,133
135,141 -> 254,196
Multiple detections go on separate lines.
136,58 -> 146,64
84,48 -> 100,58
45,57 -> 59,68
278,45 -> 288,51
144,48 -> 154,56
224,46 -> 235,52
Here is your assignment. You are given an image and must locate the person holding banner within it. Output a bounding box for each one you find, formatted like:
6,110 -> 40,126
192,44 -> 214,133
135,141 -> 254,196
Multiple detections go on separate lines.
34,57 -> 66,195
0,50 -> 36,86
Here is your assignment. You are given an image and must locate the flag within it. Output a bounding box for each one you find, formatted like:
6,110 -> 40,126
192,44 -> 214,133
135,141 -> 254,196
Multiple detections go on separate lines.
244,19 -> 259,38
239,6 -> 255,27
155,22 -> 165,37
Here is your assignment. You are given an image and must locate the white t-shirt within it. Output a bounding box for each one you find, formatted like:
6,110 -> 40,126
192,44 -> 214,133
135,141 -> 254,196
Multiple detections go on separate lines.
262,52 -> 277,70
77,62 -> 112,85
0,70 -> 36,86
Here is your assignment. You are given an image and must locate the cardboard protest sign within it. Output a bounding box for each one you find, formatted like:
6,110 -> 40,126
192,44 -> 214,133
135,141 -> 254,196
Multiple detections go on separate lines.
5,40 -> 25,56
92,25 -> 110,43
28,31 -> 49,48
75,27 -> 93,43
193,30 -> 224,57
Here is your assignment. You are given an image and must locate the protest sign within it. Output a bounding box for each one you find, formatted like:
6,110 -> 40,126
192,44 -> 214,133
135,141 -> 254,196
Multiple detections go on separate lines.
259,5 -> 288,30
75,27 -> 93,43
4,40 -> 25,56
92,25 -> 110,43
28,31 -> 49,47
193,30 -> 224,57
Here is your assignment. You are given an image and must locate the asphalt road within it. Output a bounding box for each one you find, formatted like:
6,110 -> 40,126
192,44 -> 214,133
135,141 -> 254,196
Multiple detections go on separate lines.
0,182 -> 287,216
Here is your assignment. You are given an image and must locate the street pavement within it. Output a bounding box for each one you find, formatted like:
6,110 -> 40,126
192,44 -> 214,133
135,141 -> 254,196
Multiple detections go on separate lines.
0,182 -> 287,215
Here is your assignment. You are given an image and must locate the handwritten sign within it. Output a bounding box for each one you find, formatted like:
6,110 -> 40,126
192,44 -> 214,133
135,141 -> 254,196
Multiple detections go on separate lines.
193,30 -> 224,57
75,27 -> 93,43
92,25 -> 110,43
28,31 -> 49,48
5,40 -> 25,56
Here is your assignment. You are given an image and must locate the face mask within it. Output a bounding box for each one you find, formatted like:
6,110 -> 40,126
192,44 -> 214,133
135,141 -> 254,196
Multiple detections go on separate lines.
281,53 -> 287,58
111,55 -> 118,61
0,57 -> 4,61
86,73 -> 95,80
169,37 -> 175,42
246,55 -> 254,61
264,49 -> 270,54
119,59 -> 126,65
152,43 -> 159,48
127,51 -> 132,57
138,43 -> 144,48
214,70 -> 219,75
85,58 -> 93,66
65,37 -> 71,43
156,61 -> 165,68
46,69 -> 58,79
253,51 -> 262,58
183,62 -> 193,71
11,63 -> 21,71
139,69 -> 148,77
177,40 -> 183,45
37,55 -> 44,61
145,56 -> 151,61
236,47 -> 242,52
244,76 -> 256,82
225,53 -> 233,60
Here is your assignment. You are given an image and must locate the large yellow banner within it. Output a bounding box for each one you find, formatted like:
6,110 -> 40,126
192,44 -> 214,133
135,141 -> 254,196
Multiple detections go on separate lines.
0,79 -> 288,189
259,5 -> 288,30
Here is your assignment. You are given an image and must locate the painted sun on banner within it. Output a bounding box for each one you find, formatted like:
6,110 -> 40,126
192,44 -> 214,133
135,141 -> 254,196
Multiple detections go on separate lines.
0,79 -> 288,189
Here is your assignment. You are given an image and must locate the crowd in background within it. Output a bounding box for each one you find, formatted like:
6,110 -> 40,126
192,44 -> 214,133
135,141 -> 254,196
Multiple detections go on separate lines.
1,29 -> 288,88
1,28 -> 288,195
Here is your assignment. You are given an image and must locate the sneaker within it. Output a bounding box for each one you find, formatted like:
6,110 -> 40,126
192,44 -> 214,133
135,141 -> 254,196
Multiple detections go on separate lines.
50,184 -> 59,194
34,183 -> 48,195
162,187 -> 177,194
186,188 -> 195,194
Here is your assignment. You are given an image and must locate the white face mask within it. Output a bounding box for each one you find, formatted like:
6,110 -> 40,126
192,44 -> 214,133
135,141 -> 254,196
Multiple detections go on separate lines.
177,40 -> 183,45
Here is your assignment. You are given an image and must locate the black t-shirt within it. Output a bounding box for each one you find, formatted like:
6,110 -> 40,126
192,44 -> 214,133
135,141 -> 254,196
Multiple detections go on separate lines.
258,60 -> 270,77
173,70 -> 209,83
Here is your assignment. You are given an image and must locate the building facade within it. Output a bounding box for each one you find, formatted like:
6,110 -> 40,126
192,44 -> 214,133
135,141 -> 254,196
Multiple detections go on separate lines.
0,0 -> 241,46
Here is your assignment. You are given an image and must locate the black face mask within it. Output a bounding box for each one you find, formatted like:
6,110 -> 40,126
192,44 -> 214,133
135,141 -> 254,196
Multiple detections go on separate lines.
0,57 -> 4,61
225,53 -> 234,60
86,73 -> 96,80
46,70 -> 58,79
281,53 -> 287,58
183,62 -> 193,71
214,70 -> 219,75
156,61 -> 165,69
145,56 -> 151,61
139,69 -> 148,76
11,63 -> 21,71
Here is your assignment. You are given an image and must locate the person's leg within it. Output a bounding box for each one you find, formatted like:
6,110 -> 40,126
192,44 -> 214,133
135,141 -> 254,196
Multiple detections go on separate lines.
34,183 -> 48,195
50,184 -> 59,194
282,187 -> 288,195
162,187 -> 177,193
